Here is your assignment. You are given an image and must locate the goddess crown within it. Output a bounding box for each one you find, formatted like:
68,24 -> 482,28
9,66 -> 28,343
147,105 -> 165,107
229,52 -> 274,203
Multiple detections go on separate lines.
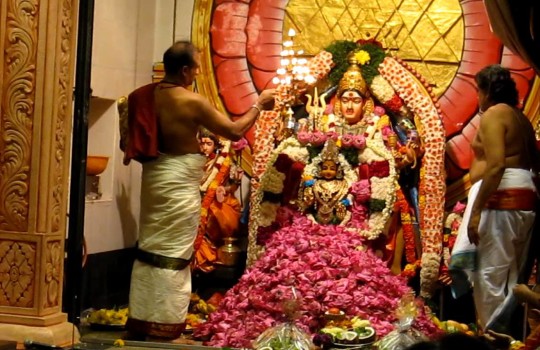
337,55 -> 368,97
320,139 -> 340,164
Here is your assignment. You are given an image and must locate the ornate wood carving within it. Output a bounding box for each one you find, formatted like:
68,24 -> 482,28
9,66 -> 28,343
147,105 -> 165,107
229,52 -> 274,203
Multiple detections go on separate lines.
43,240 -> 62,308
0,0 -> 39,232
51,0 -> 75,232
0,240 -> 36,307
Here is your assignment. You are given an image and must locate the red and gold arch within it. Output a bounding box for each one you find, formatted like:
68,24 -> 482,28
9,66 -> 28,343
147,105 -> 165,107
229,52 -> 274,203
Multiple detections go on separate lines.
192,0 -> 540,203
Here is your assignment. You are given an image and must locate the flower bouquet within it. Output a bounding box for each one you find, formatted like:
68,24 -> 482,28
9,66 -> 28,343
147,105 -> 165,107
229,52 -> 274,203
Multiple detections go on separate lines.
252,288 -> 313,350
377,293 -> 430,350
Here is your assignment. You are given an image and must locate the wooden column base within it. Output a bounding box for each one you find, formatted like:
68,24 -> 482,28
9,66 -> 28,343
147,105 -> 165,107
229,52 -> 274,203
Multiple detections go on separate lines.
0,321 -> 80,349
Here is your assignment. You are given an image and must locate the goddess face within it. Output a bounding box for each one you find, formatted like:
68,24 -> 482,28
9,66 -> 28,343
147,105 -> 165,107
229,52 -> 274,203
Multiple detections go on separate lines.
320,160 -> 338,180
340,90 -> 364,125
200,137 -> 216,157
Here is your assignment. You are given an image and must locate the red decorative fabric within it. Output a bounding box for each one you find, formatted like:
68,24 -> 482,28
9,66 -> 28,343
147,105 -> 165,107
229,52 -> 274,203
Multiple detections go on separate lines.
358,164 -> 370,180
123,83 -> 160,165
485,188 -> 538,211
282,161 -> 305,205
370,160 -> 390,178
126,317 -> 186,339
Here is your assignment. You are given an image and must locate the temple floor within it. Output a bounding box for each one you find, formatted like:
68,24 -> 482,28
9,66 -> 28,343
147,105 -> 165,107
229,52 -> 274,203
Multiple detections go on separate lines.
78,326 -> 207,350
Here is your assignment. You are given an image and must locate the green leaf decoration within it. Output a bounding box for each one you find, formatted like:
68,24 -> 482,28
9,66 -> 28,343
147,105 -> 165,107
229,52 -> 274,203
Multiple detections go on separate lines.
307,145 -> 323,161
369,198 -> 386,212
324,40 -> 387,86
340,147 -> 360,167
325,40 -> 359,86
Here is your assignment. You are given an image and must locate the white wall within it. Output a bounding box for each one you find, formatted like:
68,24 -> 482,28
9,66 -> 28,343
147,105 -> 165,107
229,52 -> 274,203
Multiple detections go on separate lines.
153,0 -> 176,62
174,0 -> 195,41
85,0 -> 196,254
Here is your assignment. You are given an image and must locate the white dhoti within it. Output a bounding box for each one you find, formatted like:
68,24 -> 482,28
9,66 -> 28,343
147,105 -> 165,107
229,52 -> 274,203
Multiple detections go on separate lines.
128,153 -> 205,338
450,168 -> 536,331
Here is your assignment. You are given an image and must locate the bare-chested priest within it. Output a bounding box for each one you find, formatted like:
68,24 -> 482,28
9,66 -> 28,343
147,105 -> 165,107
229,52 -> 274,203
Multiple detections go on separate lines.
124,41 -> 275,340
450,64 -> 539,335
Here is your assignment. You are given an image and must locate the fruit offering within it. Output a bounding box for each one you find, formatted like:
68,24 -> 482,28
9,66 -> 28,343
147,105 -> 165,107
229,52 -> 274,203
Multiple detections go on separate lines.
318,316 -> 376,345
438,319 -> 475,336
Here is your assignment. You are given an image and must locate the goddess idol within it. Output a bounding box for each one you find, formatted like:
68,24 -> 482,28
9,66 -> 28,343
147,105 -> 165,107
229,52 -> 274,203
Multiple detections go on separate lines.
195,39 -> 446,348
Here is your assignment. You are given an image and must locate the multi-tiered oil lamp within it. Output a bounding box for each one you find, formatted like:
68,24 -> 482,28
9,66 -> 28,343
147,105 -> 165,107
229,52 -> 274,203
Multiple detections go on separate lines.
272,29 -> 315,136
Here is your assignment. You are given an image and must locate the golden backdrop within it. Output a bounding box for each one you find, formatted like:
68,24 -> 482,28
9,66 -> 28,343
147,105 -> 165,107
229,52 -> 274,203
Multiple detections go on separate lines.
283,0 -> 464,97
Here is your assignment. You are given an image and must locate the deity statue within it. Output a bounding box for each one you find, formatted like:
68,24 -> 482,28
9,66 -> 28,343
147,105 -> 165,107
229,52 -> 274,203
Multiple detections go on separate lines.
299,139 -> 352,225
194,129 -> 243,272
199,129 -> 222,191
301,56 -> 426,276
196,41 -> 447,347
333,57 -> 376,136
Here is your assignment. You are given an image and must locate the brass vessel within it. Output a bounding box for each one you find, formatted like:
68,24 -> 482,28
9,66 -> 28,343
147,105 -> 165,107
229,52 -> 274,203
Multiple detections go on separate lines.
217,237 -> 241,266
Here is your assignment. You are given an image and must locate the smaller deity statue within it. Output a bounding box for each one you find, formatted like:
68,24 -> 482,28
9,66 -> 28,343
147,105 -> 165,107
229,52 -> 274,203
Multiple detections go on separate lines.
299,139 -> 351,225
200,130 -> 219,157
387,118 -> 425,170
195,129 -> 243,272
199,129 -> 223,191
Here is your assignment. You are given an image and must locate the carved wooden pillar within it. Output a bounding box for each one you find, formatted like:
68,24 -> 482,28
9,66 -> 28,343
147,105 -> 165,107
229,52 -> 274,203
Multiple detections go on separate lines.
0,0 -> 79,345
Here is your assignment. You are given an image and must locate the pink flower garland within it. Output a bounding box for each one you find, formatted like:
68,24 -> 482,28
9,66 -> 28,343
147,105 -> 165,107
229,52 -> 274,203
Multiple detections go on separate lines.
247,110 -> 281,265
378,57 -> 446,298
195,214 -> 441,348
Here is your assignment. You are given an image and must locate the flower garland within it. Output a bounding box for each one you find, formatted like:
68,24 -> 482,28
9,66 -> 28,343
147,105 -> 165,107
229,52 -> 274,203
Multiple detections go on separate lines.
354,137 -> 397,240
307,50 -> 335,81
396,187 -> 420,279
247,110 -> 282,266
378,56 -> 446,298
248,126 -> 397,250
370,75 -> 409,116
195,142 -> 232,252
248,137 -> 309,262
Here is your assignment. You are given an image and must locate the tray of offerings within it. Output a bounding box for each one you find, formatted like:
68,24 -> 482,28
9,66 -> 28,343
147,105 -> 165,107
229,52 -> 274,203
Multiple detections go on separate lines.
331,327 -> 376,348
318,313 -> 377,349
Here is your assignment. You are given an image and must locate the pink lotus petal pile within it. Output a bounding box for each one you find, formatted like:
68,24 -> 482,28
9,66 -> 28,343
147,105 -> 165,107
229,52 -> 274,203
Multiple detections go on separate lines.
194,214 -> 441,348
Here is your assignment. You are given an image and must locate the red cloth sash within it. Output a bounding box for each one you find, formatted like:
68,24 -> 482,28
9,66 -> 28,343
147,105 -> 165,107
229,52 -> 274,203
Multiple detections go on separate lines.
485,188 -> 538,210
126,317 -> 186,339
122,83 -> 160,164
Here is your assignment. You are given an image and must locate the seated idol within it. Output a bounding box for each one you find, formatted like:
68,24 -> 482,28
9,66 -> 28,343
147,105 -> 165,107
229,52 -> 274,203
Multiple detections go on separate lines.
299,139 -> 353,225
323,57 -> 425,273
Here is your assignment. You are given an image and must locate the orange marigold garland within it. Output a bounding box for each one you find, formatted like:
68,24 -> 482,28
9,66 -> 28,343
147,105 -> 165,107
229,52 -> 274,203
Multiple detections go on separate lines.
397,189 -> 417,264
396,187 -> 420,279
195,155 -> 232,251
